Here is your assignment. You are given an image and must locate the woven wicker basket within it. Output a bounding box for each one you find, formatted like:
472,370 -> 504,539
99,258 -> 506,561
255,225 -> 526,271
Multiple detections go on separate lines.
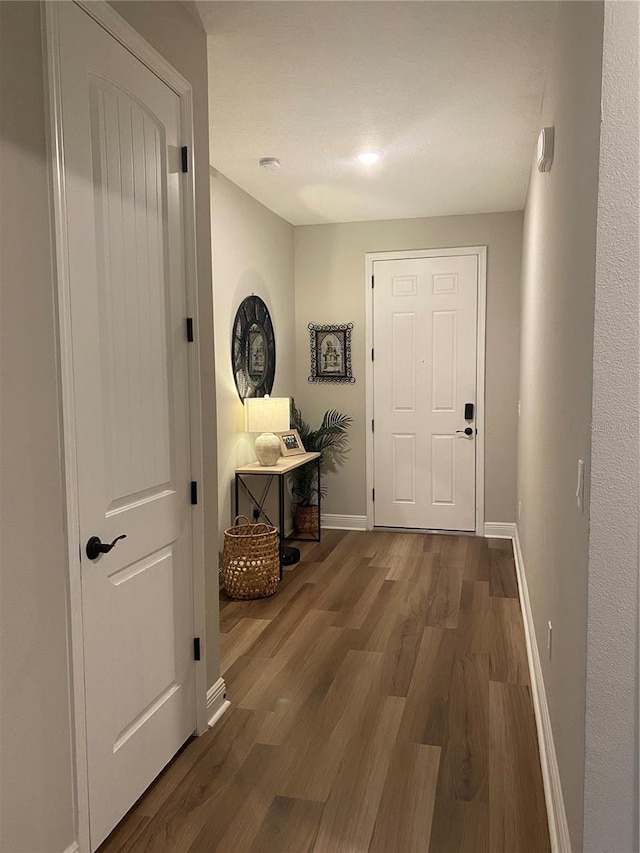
222,515 -> 279,599
294,505 -> 319,535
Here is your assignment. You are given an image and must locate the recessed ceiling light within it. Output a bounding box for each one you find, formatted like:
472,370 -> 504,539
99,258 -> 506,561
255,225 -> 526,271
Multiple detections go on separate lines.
357,149 -> 383,166
259,157 -> 280,170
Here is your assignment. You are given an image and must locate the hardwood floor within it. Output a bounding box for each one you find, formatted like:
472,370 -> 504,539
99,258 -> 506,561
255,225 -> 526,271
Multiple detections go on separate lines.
99,531 -> 550,853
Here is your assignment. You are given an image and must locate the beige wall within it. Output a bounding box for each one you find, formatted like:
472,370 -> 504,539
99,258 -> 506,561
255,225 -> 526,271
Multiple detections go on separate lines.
0,4 -> 76,850
584,2 -> 639,849
294,212 -> 523,522
211,171 -> 296,542
0,4 -> 219,850
517,2 -> 603,848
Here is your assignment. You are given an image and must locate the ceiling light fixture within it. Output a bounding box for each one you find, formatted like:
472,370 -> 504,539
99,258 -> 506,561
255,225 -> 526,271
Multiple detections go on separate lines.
357,149 -> 383,166
259,157 -> 280,170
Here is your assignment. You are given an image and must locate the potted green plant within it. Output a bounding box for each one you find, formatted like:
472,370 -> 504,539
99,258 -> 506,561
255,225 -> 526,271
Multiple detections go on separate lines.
289,399 -> 353,534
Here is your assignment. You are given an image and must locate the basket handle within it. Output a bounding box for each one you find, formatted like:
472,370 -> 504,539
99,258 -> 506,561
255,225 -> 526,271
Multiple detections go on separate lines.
250,523 -> 273,535
233,515 -> 252,527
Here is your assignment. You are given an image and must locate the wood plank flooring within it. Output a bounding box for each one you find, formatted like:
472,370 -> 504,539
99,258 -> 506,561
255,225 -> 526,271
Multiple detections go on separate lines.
99,531 -> 550,853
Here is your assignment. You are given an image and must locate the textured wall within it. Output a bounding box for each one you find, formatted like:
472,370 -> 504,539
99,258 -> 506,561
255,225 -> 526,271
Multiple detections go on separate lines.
110,0 -> 221,688
0,4 -> 76,850
211,171 -> 295,541
517,4 -> 604,847
583,2 -> 640,849
294,212 -> 523,522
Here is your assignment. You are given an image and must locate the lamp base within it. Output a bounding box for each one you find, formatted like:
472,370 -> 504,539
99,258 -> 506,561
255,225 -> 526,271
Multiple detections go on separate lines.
255,432 -> 281,466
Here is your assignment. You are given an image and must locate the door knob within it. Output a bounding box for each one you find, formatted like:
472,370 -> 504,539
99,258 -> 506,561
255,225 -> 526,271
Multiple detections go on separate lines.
86,534 -> 127,560
456,427 -> 474,436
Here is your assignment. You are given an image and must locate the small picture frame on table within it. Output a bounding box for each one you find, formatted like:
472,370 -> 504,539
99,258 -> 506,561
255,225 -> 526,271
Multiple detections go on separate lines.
277,429 -> 306,456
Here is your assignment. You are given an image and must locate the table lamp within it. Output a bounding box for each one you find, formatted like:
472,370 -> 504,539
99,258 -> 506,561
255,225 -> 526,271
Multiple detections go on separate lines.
245,396 -> 290,466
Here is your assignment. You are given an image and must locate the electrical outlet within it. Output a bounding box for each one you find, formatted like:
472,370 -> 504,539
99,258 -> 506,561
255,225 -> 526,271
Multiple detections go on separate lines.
518,500 -> 522,520
517,400 -> 521,418
547,621 -> 553,660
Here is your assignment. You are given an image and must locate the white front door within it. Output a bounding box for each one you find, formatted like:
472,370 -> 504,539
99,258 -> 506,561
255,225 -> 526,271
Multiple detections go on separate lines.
373,254 -> 479,531
56,4 -> 196,847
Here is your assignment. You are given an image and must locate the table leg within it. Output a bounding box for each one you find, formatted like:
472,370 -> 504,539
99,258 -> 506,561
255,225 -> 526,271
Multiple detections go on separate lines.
278,473 -> 285,580
317,455 -> 322,542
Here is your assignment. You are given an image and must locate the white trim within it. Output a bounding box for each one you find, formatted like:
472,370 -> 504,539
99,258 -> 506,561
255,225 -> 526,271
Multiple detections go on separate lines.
365,261 -> 375,531
513,527 -> 572,853
365,246 -> 487,536
43,6 -> 90,849
74,1 -> 191,95
207,678 -> 230,728
475,248 -> 487,536
321,514 -> 367,531
484,522 -> 516,539
63,843 -> 80,853
44,2 -> 207,848
177,30 -> 208,741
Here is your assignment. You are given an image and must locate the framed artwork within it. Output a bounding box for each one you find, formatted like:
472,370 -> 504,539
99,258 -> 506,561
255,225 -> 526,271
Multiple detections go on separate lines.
308,323 -> 355,383
277,429 -> 306,456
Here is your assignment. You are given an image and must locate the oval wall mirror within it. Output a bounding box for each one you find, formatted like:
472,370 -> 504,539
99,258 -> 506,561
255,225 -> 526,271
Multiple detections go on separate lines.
232,295 -> 276,400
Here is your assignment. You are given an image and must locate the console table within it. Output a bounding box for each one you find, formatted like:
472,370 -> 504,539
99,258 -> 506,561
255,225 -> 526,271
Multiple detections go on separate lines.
234,451 -> 321,578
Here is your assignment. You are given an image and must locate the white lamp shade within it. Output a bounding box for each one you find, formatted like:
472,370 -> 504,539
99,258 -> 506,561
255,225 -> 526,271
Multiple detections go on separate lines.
245,396 -> 290,434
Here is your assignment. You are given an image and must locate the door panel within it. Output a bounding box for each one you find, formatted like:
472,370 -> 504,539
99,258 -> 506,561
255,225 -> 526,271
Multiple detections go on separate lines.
373,255 -> 478,531
90,78 -> 173,502
431,434 -> 455,504
392,434 -> 417,503
432,311 -> 457,411
392,313 -> 416,411
57,4 -> 195,847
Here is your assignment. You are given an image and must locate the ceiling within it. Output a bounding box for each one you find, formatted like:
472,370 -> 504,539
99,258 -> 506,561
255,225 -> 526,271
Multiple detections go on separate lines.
197,1 -> 556,226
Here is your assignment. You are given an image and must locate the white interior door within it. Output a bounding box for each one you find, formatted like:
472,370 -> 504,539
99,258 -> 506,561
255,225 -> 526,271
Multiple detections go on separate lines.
373,254 -> 479,531
56,4 -> 196,847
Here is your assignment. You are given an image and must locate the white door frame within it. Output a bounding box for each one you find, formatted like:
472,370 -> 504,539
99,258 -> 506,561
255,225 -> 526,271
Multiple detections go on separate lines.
365,247 -> 487,536
44,3 -> 208,849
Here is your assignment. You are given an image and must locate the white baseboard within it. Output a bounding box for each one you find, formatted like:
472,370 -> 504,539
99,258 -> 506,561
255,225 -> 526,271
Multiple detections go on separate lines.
321,513 -> 367,531
62,843 -> 79,853
513,526 -> 571,853
207,677 -> 230,728
484,521 -> 516,538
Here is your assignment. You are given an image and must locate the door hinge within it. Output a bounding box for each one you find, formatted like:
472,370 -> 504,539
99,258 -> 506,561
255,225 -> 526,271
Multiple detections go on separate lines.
371,275 -> 375,289
193,637 -> 201,661
371,348 -> 374,361
191,481 -> 198,505
371,419 -> 374,432
186,317 -> 194,342
372,488 -> 375,502
181,146 -> 189,173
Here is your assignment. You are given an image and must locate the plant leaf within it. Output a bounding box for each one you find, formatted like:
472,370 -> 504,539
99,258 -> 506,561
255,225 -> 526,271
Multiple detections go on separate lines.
288,400 -> 352,506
